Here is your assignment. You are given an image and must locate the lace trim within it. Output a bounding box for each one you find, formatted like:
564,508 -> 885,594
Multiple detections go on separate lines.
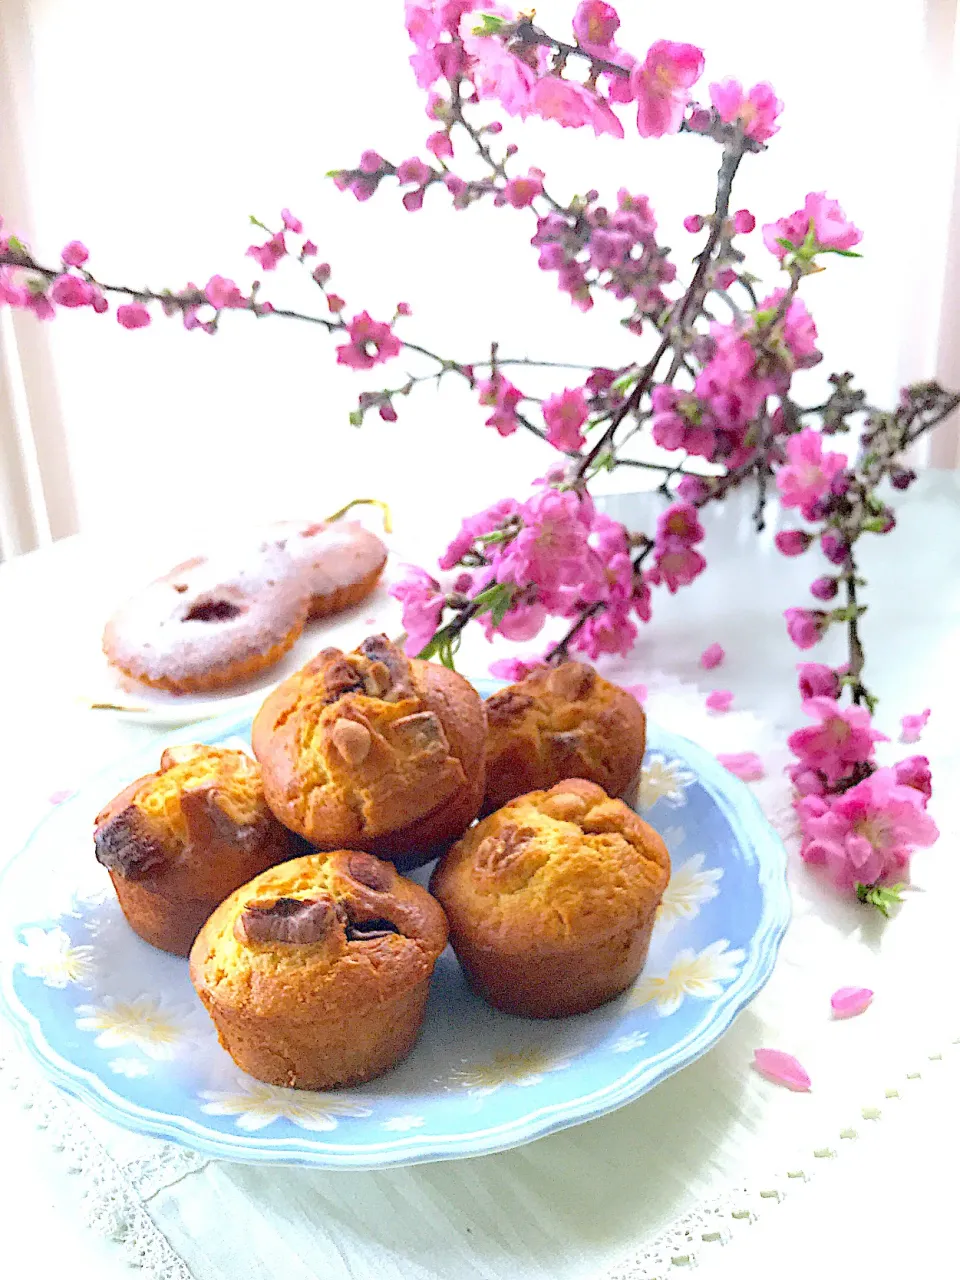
0,1041 -> 195,1280
598,1033 -> 960,1278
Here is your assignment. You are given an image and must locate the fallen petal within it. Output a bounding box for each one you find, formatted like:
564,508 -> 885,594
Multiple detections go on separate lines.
624,683 -> 647,704
830,986 -> 874,1018
899,708 -> 930,744
753,1048 -> 811,1091
48,789 -> 75,806
717,751 -> 764,781
700,642 -> 725,670
706,689 -> 734,712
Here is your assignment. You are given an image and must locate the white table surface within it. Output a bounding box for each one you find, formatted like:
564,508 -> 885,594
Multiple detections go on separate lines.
1,474 -> 958,1278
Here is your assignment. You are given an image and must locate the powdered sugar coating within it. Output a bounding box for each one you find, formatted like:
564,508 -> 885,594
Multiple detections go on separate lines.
257,521 -> 387,616
104,550 -> 309,689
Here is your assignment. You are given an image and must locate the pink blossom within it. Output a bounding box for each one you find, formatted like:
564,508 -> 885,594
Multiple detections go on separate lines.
647,544 -> 706,593
543,386 -> 589,452
280,208 -> 303,233
797,663 -> 840,701
900,709 -> 930,744
573,1 -> 620,52
776,429 -> 847,519
632,40 -> 704,138
439,497 -> 521,569
403,189 -> 426,212
657,502 -> 705,546
709,79 -> 783,142
25,292 -> 55,321
302,240 -> 318,256
788,697 -> 887,785
427,130 -> 454,159
785,607 -> 826,650
763,191 -> 862,260
695,330 -> 765,431
810,576 -> 838,602
759,291 -> 820,367
700,642 -> 725,670
489,656 -> 540,681
677,475 -> 710,503
775,530 -> 812,557
497,487 -> 591,594
624,682 -> 647,704
462,31 -> 537,116
204,275 -> 245,309
335,311 -> 402,369
478,374 -> 523,436
359,150 -> 385,173
530,78 -> 624,139
116,302 -> 151,330
573,600 -> 638,659
718,752 -> 764,781
753,1048 -> 811,1091
683,214 -> 704,233
246,232 -> 287,272
895,755 -> 932,800
326,292 -> 345,312
798,766 -> 939,889
61,240 -> 89,267
390,565 -> 445,656
398,156 -> 433,185
732,209 -> 755,234
706,690 -> 733,712
503,169 -> 544,208
830,987 -> 873,1018
491,600 -> 547,643
50,274 -> 93,308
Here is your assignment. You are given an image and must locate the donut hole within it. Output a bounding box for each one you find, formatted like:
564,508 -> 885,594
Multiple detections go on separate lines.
183,599 -> 245,623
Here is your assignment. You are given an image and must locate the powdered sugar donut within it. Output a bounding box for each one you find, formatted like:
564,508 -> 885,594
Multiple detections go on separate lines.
103,551 -> 309,694
257,520 -> 387,619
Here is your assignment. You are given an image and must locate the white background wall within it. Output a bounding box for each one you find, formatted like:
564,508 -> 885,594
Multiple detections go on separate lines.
8,0 -> 953,550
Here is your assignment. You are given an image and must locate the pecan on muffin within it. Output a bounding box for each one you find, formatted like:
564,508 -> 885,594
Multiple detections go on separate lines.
430,779 -> 670,1018
252,634 -> 486,868
189,850 -> 448,1089
483,661 -> 646,812
94,745 -> 294,956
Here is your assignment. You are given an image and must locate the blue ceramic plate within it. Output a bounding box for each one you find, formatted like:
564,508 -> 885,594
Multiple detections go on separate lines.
0,681 -> 789,1168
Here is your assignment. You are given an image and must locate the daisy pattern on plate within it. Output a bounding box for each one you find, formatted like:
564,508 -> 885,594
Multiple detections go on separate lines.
630,939 -> 746,1017
14,926 -> 97,988
610,1030 -> 650,1054
382,1115 -> 426,1133
449,1047 -> 569,1098
656,854 -> 724,931
199,1080 -> 371,1132
75,994 -> 189,1060
636,756 -> 696,810
108,1058 -> 150,1079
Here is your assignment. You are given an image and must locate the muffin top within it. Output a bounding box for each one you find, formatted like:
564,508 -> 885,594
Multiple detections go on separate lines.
190,850 -> 448,1018
431,779 -> 670,948
485,661 -> 646,781
252,634 -> 485,843
94,745 -> 278,883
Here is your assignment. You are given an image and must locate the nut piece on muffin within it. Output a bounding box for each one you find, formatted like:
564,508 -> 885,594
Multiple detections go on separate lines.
430,779 -> 670,1018
483,661 -> 646,812
252,634 -> 486,868
189,850 -> 449,1089
94,745 -> 294,956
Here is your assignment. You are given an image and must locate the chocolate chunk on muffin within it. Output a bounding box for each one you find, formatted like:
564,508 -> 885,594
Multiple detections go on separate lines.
483,661 -> 646,812
430,779 -> 670,1018
190,850 -> 448,1089
94,744 -> 293,956
252,634 -> 486,868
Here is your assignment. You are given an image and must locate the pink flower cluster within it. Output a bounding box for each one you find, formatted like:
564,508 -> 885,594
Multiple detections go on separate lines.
646,502 -> 706,593
786,665 -> 938,894
532,188 -> 675,322
763,192 -> 862,261
391,481 -> 653,660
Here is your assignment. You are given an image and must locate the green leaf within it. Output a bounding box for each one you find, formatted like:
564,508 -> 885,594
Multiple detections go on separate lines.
348,408 -> 364,427
612,370 -> 640,395
471,13 -> 505,35
6,235 -> 27,254
775,237 -> 797,253
820,248 -> 863,259
470,582 -> 515,626
855,882 -> 905,917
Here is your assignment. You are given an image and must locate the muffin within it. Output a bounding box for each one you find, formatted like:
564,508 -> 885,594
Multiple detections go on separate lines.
430,779 -> 670,1018
252,634 -> 486,868
94,745 -> 294,956
189,850 -> 448,1089
483,661 -> 646,812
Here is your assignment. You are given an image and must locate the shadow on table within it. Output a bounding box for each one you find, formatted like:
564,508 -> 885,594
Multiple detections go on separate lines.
199,1027 -> 753,1280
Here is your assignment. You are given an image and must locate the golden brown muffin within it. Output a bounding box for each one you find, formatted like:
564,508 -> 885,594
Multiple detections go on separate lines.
252,634 -> 486,869
430,779 -> 670,1018
189,850 -> 448,1089
94,745 -> 294,956
483,661 -> 646,812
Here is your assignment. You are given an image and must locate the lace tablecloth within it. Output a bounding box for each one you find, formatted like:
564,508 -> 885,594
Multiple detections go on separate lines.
2,668 -> 957,1280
